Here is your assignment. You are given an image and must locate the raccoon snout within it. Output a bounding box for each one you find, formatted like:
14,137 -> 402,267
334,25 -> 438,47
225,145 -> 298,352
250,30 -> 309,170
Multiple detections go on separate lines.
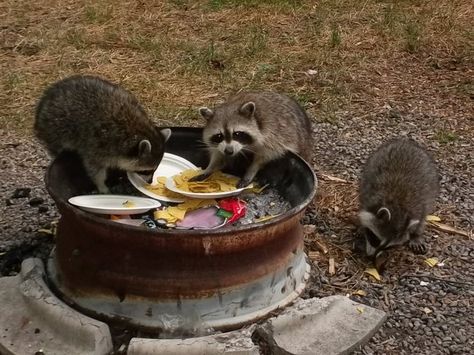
224,146 -> 234,155
137,170 -> 155,183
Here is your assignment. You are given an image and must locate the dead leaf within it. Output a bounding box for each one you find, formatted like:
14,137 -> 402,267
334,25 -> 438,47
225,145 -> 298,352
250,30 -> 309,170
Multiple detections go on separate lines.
306,69 -> 318,75
428,221 -> 472,238
353,289 -> 367,297
365,268 -> 381,281
329,258 -> 336,275
356,306 -> 365,314
426,215 -> 441,222
424,257 -> 439,267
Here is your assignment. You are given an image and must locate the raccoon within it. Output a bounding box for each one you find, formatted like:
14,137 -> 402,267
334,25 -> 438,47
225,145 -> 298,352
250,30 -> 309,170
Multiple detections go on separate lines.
34,75 -> 171,193
195,91 -> 312,188
358,138 -> 439,257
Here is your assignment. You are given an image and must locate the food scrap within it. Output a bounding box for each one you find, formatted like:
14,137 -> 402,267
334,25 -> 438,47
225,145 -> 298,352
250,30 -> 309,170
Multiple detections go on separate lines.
145,176 -> 183,199
122,200 -> 136,208
154,199 -> 217,223
173,169 -> 240,193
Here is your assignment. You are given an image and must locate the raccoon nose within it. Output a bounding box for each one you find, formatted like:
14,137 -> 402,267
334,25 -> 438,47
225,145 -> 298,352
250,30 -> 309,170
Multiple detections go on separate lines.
224,146 -> 234,155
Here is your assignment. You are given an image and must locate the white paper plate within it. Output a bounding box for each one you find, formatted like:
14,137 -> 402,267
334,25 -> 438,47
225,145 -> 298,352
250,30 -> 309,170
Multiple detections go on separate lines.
165,175 -> 249,200
68,195 -> 161,215
127,153 -> 198,203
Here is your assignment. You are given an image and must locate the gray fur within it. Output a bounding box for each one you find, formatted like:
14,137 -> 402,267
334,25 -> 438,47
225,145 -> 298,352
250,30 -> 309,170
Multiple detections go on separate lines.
197,91 -> 313,187
359,138 -> 439,256
34,75 -> 171,193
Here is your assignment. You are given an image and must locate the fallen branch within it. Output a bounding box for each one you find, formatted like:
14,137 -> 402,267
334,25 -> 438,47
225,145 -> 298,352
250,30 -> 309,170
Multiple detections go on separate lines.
318,173 -> 350,184
428,221 -> 472,239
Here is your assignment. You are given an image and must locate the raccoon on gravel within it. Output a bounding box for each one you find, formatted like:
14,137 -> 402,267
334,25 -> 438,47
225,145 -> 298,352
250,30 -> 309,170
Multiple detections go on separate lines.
358,138 -> 439,257
194,91 -> 313,188
34,75 -> 171,193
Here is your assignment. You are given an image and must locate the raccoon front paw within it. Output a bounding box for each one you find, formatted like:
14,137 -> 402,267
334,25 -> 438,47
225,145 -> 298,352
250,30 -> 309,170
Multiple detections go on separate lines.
409,240 -> 427,254
189,173 -> 211,182
237,178 -> 252,188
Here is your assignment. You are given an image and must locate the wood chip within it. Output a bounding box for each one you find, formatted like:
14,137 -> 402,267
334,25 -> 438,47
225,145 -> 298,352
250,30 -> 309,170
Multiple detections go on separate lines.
307,251 -> 319,261
303,224 -> 316,235
329,258 -> 336,275
314,240 -> 328,254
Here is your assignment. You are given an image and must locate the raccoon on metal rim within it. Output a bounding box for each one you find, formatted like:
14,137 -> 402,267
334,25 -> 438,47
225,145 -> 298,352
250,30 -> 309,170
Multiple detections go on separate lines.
193,91 -> 313,188
358,138 -> 440,260
34,75 -> 171,193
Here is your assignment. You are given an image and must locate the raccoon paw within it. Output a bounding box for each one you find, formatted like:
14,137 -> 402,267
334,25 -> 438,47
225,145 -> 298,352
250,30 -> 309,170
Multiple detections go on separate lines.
189,173 -> 211,182
409,240 -> 427,254
237,178 -> 252,189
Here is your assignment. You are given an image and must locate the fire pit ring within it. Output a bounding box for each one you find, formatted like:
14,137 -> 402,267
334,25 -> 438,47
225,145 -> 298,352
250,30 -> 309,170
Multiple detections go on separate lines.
46,127 -> 317,335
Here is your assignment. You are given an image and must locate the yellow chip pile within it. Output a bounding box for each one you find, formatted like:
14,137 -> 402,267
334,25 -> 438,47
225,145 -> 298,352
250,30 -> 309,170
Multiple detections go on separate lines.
173,169 -> 239,193
145,176 -> 183,199
154,199 -> 217,223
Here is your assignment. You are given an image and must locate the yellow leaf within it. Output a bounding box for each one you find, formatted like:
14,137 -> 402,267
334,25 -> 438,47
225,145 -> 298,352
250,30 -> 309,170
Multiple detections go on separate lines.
356,307 -> 365,314
353,290 -> 367,297
424,257 -> 439,267
364,268 -> 381,281
426,215 -> 441,222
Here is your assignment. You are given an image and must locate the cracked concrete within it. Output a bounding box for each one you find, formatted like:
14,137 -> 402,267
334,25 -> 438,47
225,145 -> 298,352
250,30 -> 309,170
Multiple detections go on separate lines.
0,258 -> 113,355
127,325 -> 259,355
255,295 -> 387,355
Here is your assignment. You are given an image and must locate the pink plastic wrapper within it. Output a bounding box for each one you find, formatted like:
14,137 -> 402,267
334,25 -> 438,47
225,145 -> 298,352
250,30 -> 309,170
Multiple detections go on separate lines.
218,198 -> 247,224
176,206 -> 226,229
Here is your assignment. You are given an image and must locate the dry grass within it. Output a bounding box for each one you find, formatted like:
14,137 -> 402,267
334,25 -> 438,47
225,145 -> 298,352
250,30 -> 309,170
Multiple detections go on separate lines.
0,0 -> 472,131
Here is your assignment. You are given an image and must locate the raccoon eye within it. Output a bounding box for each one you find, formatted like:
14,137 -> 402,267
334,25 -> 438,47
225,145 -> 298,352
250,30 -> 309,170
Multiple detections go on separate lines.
232,131 -> 253,144
210,133 -> 224,144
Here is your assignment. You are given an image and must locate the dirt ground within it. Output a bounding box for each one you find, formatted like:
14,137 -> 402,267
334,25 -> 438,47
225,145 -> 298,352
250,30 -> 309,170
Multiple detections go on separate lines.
1,1 -> 473,354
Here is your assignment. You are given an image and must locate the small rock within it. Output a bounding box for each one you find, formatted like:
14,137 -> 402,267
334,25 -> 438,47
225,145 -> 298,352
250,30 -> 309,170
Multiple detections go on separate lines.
38,205 -> 49,213
29,197 -> 44,207
11,188 -> 31,199
5,199 -> 14,206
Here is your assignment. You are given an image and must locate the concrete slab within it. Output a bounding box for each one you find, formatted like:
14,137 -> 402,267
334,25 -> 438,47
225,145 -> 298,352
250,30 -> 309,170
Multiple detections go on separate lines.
0,258 -> 113,355
127,326 -> 259,355
255,295 -> 387,355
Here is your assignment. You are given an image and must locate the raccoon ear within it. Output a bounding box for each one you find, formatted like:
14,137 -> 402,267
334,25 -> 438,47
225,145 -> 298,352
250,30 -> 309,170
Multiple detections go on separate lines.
138,139 -> 152,157
376,207 -> 391,222
160,128 -> 171,142
199,107 -> 214,120
239,101 -> 256,118
407,219 -> 420,233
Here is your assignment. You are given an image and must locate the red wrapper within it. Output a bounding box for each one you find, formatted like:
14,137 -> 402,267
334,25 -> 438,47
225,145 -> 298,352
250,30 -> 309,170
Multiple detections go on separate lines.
218,198 -> 247,224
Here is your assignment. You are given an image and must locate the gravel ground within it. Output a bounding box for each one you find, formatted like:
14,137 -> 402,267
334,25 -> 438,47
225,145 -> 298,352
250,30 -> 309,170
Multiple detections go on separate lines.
1,62 -> 473,354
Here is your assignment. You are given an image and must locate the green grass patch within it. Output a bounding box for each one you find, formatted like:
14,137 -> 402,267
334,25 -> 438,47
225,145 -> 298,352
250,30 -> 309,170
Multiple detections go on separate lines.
435,130 -> 458,144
